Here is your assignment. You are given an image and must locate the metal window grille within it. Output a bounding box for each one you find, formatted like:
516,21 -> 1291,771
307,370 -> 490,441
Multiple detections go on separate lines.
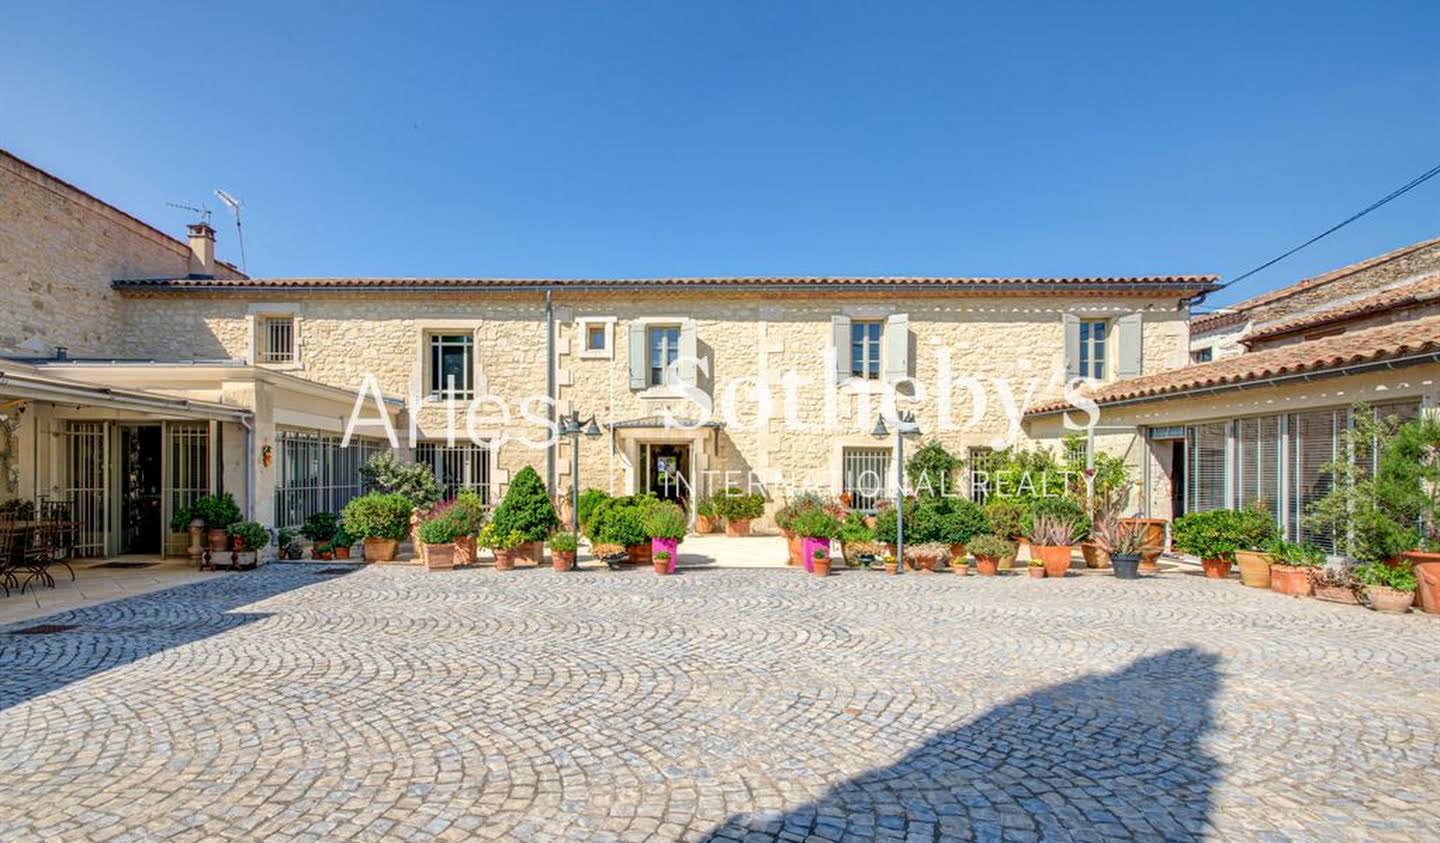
1079,319 -> 1107,380
416,442 -> 491,502
429,334 -> 474,398
647,326 -> 680,386
168,422 -> 210,530
62,421 -> 108,556
850,321 -> 882,379
262,317 -> 295,364
967,447 -> 998,504
842,447 -> 892,512
273,431 -> 388,530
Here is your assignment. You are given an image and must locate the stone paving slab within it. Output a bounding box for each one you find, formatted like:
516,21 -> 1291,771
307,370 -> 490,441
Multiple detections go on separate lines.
0,563 -> 1436,842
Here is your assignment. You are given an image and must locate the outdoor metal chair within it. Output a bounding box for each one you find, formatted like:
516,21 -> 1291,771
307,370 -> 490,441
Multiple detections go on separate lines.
37,500 -> 77,582
0,519 -> 18,597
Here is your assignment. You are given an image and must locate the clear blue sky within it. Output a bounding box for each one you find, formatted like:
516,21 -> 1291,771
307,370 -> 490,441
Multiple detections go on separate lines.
2,1 -> 1436,308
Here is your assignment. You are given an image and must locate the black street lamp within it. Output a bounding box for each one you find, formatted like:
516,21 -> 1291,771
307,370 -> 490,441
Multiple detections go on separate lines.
871,410 -> 922,568
559,410 -> 603,539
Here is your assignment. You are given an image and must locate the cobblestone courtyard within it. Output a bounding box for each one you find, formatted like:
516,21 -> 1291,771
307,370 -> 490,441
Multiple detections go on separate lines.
2,563 -> 1437,842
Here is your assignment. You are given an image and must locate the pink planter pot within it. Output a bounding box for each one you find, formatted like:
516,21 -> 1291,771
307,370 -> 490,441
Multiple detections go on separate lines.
801,537 -> 830,574
651,537 -> 679,573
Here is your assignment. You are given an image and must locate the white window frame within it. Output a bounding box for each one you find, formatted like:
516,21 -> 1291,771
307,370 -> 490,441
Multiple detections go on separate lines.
427,332 -> 476,400
1078,318 -> 1109,381
259,315 -> 296,364
850,319 -> 883,381
577,316 -> 615,360
646,323 -> 682,388
246,304 -> 302,369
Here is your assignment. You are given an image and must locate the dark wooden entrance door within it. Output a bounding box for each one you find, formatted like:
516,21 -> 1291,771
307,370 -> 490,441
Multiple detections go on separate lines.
120,425 -> 163,554
645,443 -> 690,509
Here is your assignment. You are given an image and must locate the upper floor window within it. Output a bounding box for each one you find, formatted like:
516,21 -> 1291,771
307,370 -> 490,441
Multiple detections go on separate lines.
586,324 -> 606,351
1078,319 -> 1108,380
428,333 -> 474,398
647,325 -> 680,386
850,320 -> 882,380
1191,347 -> 1213,364
260,316 -> 296,364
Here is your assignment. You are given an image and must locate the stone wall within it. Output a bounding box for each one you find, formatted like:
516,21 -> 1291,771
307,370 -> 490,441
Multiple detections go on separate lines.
0,150 -> 242,357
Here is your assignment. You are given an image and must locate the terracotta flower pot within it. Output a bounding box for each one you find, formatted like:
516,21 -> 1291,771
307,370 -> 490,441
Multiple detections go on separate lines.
362,537 -> 399,562
520,540 -> 545,564
910,552 -> 943,573
812,557 -> 831,577
948,543 -> 968,564
551,550 -> 575,571
1033,545 -> 1071,578
207,528 -> 229,552
652,537 -> 679,573
424,543 -> 457,571
335,545 -> 351,560
1080,542 -> 1111,569
884,561 -> 899,575
627,542 -> 652,565
1027,565 -> 1046,579
454,535 -> 476,566
1201,558 -> 1233,580
951,559 -> 969,575
494,549 -> 517,571
1122,517 -> 1166,570
974,556 -> 999,576
694,515 -> 717,534
1366,585 -> 1414,614
1269,564 -> 1313,597
801,537 -> 829,573
1314,584 -> 1360,605
725,518 -> 752,537
1235,550 -> 1273,588
1401,551 -> 1440,614
785,530 -> 802,565
653,558 -> 671,575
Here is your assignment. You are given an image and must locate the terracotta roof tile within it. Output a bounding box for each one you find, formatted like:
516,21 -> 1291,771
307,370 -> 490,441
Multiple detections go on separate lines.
1240,272 -> 1440,345
1026,313 -> 1440,416
113,274 -> 1220,293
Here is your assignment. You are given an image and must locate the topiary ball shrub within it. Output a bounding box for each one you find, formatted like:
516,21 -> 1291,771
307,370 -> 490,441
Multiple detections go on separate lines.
341,492 -> 414,541
490,466 -> 560,543
585,495 -> 651,547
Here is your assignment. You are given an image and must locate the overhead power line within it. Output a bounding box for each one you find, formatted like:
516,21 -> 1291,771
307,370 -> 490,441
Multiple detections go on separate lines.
1210,159 -> 1440,297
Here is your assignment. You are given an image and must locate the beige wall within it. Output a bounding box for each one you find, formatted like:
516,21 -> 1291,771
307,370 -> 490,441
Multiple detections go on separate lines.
118,288 -> 1192,523
0,152 -> 242,358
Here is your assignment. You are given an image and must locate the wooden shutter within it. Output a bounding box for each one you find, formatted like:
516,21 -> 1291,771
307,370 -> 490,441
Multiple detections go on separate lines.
627,322 -> 647,389
831,315 -> 851,382
1114,312 -> 1143,379
679,319 -> 698,386
1062,313 -> 1081,381
884,313 -> 909,383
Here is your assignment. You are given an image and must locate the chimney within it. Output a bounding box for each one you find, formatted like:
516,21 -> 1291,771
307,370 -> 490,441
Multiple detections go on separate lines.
187,222 -> 217,277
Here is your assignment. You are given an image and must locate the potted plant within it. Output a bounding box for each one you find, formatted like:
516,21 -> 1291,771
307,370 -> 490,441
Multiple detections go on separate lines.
585,495 -> 651,563
1312,559 -> 1361,605
331,525 -> 354,560
1027,558 -> 1046,578
882,552 -> 899,575
591,542 -> 629,571
549,530 -> 578,571
776,492 -> 828,564
1028,514 -> 1078,578
302,512 -> 339,559
714,487 -> 764,536
872,505 -> 902,559
811,546 -> 832,577
845,539 -> 886,568
417,510 -> 465,571
225,521 -> 270,567
969,534 -> 1011,576
653,549 -> 672,575
934,499 -> 988,564
192,493 -> 241,552
443,490 -> 487,565
694,497 -> 719,534
1102,520 -> 1147,580
982,499 -> 1026,569
645,500 -> 687,574
1355,562 -> 1417,614
276,528 -> 304,560
577,489 -> 610,534
1172,508 -> 1277,580
488,528 -> 527,571
1266,539 -> 1323,596
789,507 -> 839,574
490,466 -> 560,565
904,542 -> 951,573
341,491 -> 413,562
1235,544 -> 1274,589
838,511 -> 875,566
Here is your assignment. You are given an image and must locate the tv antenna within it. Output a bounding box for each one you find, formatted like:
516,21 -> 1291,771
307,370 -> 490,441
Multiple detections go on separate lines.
214,189 -> 247,274
166,201 -> 211,225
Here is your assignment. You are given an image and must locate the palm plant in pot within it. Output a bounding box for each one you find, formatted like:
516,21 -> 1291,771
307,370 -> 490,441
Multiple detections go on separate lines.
788,507 -> 840,574
341,492 -> 413,562
1028,514 -> 1078,578
1265,539 -> 1323,596
417,509 -> 466,571
968,534 -> 1012,576
644,500 -> 687,574
549,530 -> 578,572
1355,562 -> 1417,614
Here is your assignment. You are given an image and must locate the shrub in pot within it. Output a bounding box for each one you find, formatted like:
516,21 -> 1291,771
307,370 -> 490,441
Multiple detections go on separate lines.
811,546 -> 832,577
577,488 -> 610,534
302,512 -> 340,558
694,497 -> 719,534
487,527 -> 528,571
872,505 -> 902,557
776,492 -> 831,564
432,490 -> 487,565
934,499 -> 988,564
1312,559 -> 1360,604
838,511 -> 875,566
226,521 -> 270,565
904,541 -> 951,573
417,511 -> 466,570
1028,514 -> 1078,578
549,530 -> 578,571
490,466 -> 559,563
341,492 -> 413,562
276,528 -> 304,560
192,493 -> 242,551
653,550 -> 672,576
1173,508 -> 1277,580
586,495 -> 652,563
788,507 -> 840,573
969,534 -> 1012,576
360,452 -> 443,511
714,487 -> 764,536
982,499 -> 1026,568
331,525 -> 354,559
1263,539 -> 1322,596
1356,562 -> 1417,614
645,500 -> 687,574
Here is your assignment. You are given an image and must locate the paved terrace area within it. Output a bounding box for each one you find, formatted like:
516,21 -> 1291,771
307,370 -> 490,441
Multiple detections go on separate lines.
1,562 -> 1437,842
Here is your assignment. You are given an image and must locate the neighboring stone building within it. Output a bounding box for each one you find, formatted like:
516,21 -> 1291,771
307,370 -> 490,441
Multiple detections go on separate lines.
1,147 -> 1218,555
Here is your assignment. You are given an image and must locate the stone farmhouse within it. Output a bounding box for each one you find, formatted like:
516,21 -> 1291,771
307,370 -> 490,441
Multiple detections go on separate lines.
3,147 -> 1436,556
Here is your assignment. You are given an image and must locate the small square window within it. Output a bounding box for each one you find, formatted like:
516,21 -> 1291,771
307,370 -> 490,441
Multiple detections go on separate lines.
587,324 -> 606,351
260,316 -> 295,364
1191,347 -> 1213,363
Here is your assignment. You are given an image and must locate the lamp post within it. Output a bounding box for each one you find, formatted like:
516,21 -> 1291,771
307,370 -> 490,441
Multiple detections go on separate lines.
871,410 -> 922,568
558,410 -> 603,536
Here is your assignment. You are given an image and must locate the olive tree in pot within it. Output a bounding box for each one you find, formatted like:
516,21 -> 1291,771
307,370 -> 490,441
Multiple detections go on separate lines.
341,492 -> 413,562
417,510 -> 466,571
645,500 -> 688,574
1356,562 -> 1417,614
714,487 -> 765,536
788,507 -> 840,574
968,534 -> 1012,576
490,466 -> 560,565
